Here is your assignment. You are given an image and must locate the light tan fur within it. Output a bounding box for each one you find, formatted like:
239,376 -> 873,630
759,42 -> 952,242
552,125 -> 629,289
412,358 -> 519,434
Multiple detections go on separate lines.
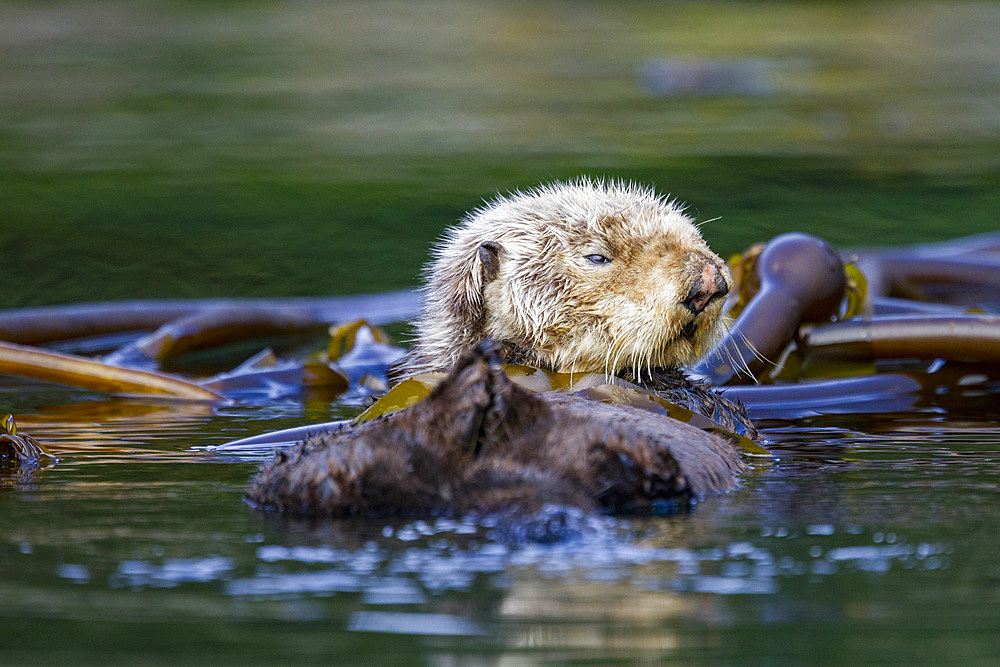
398,177 -> 731,380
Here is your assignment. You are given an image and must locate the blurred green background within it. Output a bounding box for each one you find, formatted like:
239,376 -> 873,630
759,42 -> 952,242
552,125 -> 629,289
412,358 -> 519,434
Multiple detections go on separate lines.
2,0 -> 998,309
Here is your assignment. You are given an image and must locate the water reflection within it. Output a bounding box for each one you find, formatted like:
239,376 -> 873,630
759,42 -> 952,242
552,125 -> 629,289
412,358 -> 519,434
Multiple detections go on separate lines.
2,387 -> 994,662
347,611 -> 484,636
187,520 -> 954,604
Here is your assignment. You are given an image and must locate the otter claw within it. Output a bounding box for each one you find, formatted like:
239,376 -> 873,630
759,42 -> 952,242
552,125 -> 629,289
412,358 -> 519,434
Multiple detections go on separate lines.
473,339 -> 505,369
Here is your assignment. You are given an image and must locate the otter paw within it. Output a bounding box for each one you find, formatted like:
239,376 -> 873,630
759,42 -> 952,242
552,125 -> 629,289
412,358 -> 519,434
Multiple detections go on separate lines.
591,445 -> 691,514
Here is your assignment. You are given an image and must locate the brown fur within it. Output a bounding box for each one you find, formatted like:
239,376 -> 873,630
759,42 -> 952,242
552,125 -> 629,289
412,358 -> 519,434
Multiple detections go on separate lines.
247,341 -> 745,527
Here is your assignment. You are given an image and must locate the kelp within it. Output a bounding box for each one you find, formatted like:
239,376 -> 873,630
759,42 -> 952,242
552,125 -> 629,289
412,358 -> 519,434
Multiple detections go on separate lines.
0,318 -> 397,404
0,414 -> 56,469
723,373 -> 922,420
694,233 -> 848,385
725,240 -> 868,323
0,341 -> 225,401
198,354 -> 350,399
327,319 -> 394,361
800,315 -> 1000,365
851,231 -> 1000,306
697,232 -> 1000,387
197,322 -> 402,400
0,292 -> 421,345
103,306 -> 332,369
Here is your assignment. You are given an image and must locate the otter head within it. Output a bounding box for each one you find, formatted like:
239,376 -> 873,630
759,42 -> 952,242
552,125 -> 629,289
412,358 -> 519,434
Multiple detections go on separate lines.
403,178 -> 731,379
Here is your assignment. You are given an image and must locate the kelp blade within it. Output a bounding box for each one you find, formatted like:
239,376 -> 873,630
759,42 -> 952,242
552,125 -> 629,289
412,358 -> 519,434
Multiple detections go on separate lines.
0,341 -> 225,401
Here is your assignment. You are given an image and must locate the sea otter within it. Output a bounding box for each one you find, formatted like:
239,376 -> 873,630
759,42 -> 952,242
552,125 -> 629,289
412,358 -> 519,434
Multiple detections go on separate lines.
246,179 -> 755,535
397,178 -> 752,436
247,341 -> 744,539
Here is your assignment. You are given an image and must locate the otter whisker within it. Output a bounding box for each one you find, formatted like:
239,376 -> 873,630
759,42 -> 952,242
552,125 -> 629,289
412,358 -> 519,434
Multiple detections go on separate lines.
735,326 -> 773,367
612,338 -> 629,380
728,341 -> 759,384
716,320 -> 769,383
602,334 -> 618,379
715,320 -> 753,382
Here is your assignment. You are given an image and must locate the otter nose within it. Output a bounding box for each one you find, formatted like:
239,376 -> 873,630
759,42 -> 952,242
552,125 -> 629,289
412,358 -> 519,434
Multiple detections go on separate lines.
683,263 -> 729,315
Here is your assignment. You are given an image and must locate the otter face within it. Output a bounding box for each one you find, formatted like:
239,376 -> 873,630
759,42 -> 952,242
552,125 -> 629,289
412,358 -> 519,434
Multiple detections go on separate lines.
475,182 -> 731,376
407,179 -> 731,379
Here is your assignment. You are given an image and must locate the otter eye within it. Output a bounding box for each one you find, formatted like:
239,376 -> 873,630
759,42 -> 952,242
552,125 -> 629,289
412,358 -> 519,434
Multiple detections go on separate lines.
585,254 -> 612,265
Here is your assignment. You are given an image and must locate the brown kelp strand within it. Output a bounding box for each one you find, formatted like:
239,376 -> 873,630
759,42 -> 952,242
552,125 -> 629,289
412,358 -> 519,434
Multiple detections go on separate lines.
694,233 -> 846,385
856,254 -> 1000,304
103,306 -> 332,368
722,374 -> 922,420
0,341 -> 226,401
208,420 -> 352,451
0,291 -> 421,345
919,231 -> 1000,256
849,230 -> 1000,260
199,361 -> 350,399
871,297 -> 970,316
799,315 -> 1000,365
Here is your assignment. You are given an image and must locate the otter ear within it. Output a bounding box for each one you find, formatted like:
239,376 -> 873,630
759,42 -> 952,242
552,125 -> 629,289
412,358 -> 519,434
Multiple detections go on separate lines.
478,241 -> 501,285
438,239 -> 503,328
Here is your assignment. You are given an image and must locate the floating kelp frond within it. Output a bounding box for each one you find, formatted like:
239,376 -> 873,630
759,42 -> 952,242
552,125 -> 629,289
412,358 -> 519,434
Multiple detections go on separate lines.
0,341 -> 225,401
323,321 -> 405,389
726,237 -> 869,324
103,306 -> 331,369
725,242 -> 765,321
327,320 -> 393,362
840,262 -> 870,321
354,373 -> 444,423
800,314 -> 1000,365
697,233 -> 847,385
0,292 -> 421,346
1,414 -> 56,468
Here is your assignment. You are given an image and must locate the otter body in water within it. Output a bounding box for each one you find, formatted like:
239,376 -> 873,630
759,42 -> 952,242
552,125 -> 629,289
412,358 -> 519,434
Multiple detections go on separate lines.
248,342 -> 744,538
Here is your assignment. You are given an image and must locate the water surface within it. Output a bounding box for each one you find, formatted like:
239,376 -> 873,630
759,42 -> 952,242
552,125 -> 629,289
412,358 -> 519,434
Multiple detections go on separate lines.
2,367 -> 999,663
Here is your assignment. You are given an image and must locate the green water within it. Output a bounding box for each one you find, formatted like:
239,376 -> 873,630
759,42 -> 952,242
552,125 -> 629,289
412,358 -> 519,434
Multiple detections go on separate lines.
3,387 -> 999,664
2,1 -> 1000,663
3,1 -> 999,308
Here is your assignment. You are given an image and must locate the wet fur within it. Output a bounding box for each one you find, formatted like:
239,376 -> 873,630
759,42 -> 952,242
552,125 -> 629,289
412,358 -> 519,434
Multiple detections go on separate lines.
247,342 -> 744,523
399,178 -> 732,380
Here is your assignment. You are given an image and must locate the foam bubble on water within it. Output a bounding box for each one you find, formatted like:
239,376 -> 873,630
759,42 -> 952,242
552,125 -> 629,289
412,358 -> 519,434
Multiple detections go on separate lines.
56,563 -> 91,584
347,611 -> 484,636
225,569 -> 361,596
112,556 -> 234,589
